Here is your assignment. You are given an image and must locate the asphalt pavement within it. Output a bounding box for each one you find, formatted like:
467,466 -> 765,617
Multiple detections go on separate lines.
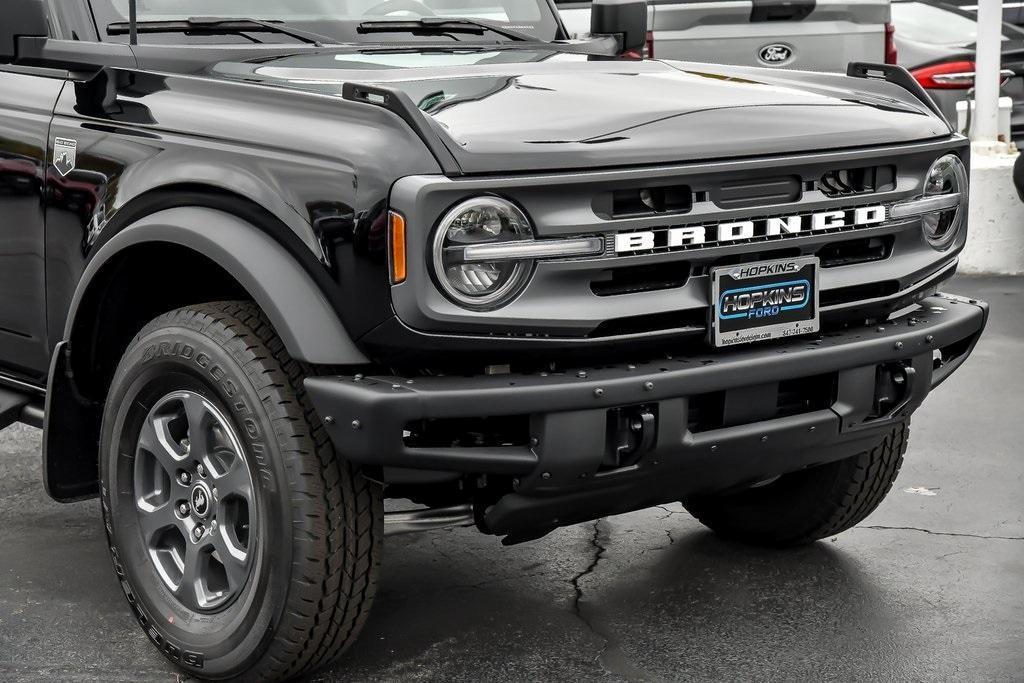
1,275 -> 1021,682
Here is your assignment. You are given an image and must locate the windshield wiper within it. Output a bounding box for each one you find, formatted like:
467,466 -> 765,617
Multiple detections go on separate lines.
108,17 -> 338,47
356,18 -> 534,42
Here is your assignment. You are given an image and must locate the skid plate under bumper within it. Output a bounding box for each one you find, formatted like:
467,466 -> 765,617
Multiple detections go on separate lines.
306,294 -> 987,537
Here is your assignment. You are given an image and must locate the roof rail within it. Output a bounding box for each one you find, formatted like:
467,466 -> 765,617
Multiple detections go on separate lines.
847,62 -> 949,126
341,82 -> 462,176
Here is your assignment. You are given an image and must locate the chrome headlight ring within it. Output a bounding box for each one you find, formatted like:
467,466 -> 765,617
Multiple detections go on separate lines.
889,154 -> 968,251
431,196 -> 603,310
431,196 -> 536,311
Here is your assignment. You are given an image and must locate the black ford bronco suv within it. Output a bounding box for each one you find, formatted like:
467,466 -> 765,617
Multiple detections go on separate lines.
0,0 -> 988,679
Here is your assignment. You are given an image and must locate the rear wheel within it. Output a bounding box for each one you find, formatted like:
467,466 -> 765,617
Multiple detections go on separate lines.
683,423 -> 908,547
100,302 -> 382,680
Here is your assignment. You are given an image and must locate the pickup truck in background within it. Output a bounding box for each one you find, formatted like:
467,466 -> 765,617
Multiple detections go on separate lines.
557,0 -> 895,70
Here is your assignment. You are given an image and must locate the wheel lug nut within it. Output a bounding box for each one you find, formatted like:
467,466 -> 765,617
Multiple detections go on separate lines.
178,503 -> 189,516
197,464 -> 206,478
179,472 -> 191,485
193,526 -> 204,540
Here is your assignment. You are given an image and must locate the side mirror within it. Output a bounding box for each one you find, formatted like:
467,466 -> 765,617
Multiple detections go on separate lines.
1,0 -> 49,64
590,0 -> 648,57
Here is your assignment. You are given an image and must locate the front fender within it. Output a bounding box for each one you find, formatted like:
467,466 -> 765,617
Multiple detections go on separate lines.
65,206 -> 369,365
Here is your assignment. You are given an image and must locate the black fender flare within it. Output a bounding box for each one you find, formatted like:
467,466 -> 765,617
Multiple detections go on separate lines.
65,206 -> 369,365
45,206 -> 368,501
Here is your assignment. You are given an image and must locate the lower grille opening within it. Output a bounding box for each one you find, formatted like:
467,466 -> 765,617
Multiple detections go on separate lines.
821,281 -> 900,307
817,235 -> 894,268
688,391 -> 726,433
777,374 -> 838,418
934,336 -> 974,372
688,373 -> 837,433
591,261 -> 691,296
403,415 -> 530,448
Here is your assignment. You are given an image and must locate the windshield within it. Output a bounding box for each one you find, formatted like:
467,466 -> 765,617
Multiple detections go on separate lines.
891,2 -> 1023,45
91,0 -> 561,43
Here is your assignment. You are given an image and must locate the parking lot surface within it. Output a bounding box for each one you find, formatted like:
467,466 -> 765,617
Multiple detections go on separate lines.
1,275 -> 1021,682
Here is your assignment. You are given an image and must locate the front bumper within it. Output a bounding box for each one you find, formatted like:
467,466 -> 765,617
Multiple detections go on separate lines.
306,293 -> 987,536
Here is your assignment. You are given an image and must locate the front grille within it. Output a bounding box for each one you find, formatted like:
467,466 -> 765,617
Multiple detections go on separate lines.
600,201 -> 897,260
817,235 -> 894,268
392,139 -> 965,352
589,165 -> 897,224
591,261 -> 691,296
819,165 -> 896,197
594,183 -> 692,219
711,175 -> 802,209
593,235 -> 892,297
820,281 -> 900,307
698,246 -> 803,275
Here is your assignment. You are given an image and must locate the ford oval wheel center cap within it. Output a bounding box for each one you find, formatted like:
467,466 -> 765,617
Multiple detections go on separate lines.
191,482 -> 212,518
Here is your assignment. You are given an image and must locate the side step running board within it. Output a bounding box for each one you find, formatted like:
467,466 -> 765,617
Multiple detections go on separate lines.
0,386 -> 44,430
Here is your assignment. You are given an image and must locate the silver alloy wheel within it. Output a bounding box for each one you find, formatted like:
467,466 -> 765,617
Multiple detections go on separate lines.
133,391 -> 256,612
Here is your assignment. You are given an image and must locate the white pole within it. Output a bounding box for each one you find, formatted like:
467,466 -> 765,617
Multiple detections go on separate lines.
972,0 -> 1002,142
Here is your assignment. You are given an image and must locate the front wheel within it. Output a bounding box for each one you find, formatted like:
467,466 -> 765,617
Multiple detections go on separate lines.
100,302 -> 382,680
682,423 -> 908,547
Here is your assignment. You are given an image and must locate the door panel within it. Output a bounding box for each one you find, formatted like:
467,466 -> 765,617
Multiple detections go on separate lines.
0,71 -> 63,379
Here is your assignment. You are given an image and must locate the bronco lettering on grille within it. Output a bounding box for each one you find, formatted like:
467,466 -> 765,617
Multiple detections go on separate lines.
613,205 -> 886,254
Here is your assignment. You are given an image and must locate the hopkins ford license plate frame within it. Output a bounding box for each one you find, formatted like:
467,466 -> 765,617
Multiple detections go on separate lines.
710,256 -> 820,348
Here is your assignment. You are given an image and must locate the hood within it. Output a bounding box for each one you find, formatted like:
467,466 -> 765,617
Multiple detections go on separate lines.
211,48 -> 951,174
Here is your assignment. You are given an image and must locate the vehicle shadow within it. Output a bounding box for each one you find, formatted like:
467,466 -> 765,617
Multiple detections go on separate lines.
583,528 -> 907,680
324,517 -> 907,681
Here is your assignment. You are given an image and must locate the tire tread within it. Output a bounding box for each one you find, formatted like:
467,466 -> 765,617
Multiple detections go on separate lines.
132,301 -> 381,681
684,423 -> 908,547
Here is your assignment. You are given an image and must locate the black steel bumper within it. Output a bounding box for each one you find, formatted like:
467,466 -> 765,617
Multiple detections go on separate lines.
306,294 -> 987,536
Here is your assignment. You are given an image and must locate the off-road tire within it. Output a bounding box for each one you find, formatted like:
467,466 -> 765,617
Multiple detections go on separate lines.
99,301 -> 383,681
683,423 -> 908,547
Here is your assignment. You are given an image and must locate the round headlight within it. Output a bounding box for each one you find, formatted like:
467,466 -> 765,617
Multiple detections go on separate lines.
921,154 -> 968,250
432,197 -> 535,309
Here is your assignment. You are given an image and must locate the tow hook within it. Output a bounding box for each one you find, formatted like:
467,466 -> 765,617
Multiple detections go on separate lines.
871,362 -> 917,420
605,406 -> 657,468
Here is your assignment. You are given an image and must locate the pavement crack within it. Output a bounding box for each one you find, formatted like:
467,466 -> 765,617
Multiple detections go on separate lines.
570,519 -> 608,623
856,525 -> 1024,541
655,505 -> 684,519
569,519 -> 655,682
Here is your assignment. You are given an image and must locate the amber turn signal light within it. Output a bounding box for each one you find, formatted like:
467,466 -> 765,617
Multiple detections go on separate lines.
389,211 -> 407,284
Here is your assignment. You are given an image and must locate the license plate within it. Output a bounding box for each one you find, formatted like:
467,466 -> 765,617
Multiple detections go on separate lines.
710,256 -> 820,348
